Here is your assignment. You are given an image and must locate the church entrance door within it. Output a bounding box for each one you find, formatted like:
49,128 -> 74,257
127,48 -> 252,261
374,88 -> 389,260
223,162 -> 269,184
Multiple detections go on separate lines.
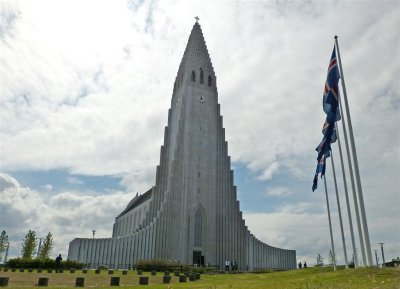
192,250 -> 204,266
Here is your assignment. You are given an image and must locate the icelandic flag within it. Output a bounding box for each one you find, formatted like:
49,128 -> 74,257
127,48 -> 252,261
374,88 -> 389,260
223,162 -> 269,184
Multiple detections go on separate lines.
312,46 -> 341,191
322,119 -> 337,144
323,47 -> 341,122
312,155 -> 326,192
312,134 -> 331,192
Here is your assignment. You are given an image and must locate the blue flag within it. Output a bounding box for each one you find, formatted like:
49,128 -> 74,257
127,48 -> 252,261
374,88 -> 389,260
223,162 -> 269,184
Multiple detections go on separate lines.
312,46 -> 341,192
322,119 -> 337,143
312,155 -> 326,192
323,48 -> 341,122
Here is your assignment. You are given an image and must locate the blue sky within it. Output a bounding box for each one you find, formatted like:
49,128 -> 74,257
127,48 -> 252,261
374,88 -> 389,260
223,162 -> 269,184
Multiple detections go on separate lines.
0,0 -> 399,266
10,170 -> 123,194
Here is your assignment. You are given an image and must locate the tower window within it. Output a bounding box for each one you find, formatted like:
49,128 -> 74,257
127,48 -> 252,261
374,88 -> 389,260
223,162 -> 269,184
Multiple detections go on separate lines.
194,210 -> 202,246
200,68 -> 204,84
191,70 -> 196,82
208,75 -> 212,87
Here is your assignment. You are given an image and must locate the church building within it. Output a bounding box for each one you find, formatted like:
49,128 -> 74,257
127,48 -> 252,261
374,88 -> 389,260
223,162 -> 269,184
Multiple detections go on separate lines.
68,21 -> 296,270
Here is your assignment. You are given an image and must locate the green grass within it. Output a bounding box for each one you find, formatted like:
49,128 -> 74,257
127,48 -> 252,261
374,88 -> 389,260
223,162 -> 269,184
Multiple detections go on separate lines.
0,266 -> 399,289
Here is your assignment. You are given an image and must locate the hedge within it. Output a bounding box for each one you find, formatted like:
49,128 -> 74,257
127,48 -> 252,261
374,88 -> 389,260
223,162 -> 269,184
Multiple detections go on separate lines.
136,259 -> 215,273
6,258 -> 86,269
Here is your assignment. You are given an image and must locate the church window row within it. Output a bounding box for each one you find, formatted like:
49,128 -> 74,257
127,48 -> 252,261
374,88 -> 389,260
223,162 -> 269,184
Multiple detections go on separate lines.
191,68 -> 213,87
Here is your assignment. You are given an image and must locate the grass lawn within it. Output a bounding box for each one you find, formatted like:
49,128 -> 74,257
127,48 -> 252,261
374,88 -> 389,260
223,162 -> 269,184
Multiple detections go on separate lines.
0,266 -> 399,289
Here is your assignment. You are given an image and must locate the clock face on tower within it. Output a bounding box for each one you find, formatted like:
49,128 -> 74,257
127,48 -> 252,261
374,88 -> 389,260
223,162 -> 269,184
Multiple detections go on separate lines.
197,93 -> 207,103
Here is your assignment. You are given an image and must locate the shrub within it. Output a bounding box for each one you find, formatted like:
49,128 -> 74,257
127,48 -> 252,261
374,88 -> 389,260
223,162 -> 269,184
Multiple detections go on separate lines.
136,259 -> 217,273
6,258 -> 86,269
190,266 -> 215,274
137,259 -> 182,272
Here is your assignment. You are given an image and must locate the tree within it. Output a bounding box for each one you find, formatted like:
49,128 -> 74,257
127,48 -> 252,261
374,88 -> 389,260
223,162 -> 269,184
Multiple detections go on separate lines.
0,230 -> 9,262
328,250 -> 337,266
39,232 -> 54,259
316,253 -> 324,267
21,230 -> 37,259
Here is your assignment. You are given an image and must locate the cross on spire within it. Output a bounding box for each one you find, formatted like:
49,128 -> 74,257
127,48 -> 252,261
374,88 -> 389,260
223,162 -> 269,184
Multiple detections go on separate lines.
195,16 -> 199,23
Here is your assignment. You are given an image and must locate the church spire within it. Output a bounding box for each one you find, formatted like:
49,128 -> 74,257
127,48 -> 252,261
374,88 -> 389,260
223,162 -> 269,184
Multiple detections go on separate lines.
173,20 -> 216,95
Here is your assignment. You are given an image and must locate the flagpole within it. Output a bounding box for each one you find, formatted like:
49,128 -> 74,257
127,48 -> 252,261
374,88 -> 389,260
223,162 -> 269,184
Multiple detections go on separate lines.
334,35 -> 373,266
323,175 -> 336,271
337,89 -> 366,267
336,122 -> 358,268
334,36 -> 366,266
330,151 -> 349,268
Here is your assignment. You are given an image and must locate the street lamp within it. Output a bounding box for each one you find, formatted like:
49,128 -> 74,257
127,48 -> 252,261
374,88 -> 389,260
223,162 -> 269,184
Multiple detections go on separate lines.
36,237 -> 44,259
92,230 -> 96,239
379,243 -> 386,267
4,242 -> 9,264
374,250 -> 379,267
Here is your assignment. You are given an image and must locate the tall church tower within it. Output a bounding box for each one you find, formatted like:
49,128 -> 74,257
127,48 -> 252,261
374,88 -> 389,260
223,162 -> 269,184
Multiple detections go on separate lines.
149,21 -> 222,265
68,22 -> 296,270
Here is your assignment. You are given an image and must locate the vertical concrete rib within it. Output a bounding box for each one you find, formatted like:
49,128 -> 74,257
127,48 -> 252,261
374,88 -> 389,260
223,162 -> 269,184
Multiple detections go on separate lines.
141,230 -> 145,261
226,154 -> 232,261
128,235 -> 133,268
133,233 -> 138,266
132,233 -> 137,266
123,236 -> 128,268
104,239 -> 108,267
107,239 -> 112,268
257,240 -> 260,269
149,223 -> 154,260
120,238 -> 125,268
219,116 -> 224,268
138,231 -> 143,261
159,129 -> 170,259
98,240 -> 104,266
89,240 -> 95,268
221,128 -> 227,264
231,182 -> 236,263
96,239 -> 100,268
116,238 -> 122,269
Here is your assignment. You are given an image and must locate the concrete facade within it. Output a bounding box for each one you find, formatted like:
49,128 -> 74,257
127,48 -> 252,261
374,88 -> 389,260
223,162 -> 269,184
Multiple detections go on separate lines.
68,22 -> 296,270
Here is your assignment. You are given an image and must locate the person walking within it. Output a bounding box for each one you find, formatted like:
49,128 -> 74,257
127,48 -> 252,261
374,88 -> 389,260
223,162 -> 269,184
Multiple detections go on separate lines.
55,254 -> 62,273
225,260 -> 230,271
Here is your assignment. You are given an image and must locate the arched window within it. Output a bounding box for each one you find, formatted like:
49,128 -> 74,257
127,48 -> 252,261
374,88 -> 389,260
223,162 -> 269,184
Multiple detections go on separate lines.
200,68 -> 204,84
208,75 -> 212,87
191,70 -> 196,82
194,210 -> 202,247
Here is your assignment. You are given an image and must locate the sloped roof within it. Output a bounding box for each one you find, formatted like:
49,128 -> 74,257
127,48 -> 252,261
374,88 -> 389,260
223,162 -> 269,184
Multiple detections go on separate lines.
117,188 -> 152,218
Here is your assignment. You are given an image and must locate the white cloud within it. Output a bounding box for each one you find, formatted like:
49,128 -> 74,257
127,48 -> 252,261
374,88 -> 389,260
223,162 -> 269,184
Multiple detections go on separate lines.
67,177 -> 83,185
0,173 -> 133,259
257,162 -> 280,181
244,201 -> 400,266
0,0 -> 398,187
265,186 -> 293,197
43,184 -> 53,191
0,0 -> 398,265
